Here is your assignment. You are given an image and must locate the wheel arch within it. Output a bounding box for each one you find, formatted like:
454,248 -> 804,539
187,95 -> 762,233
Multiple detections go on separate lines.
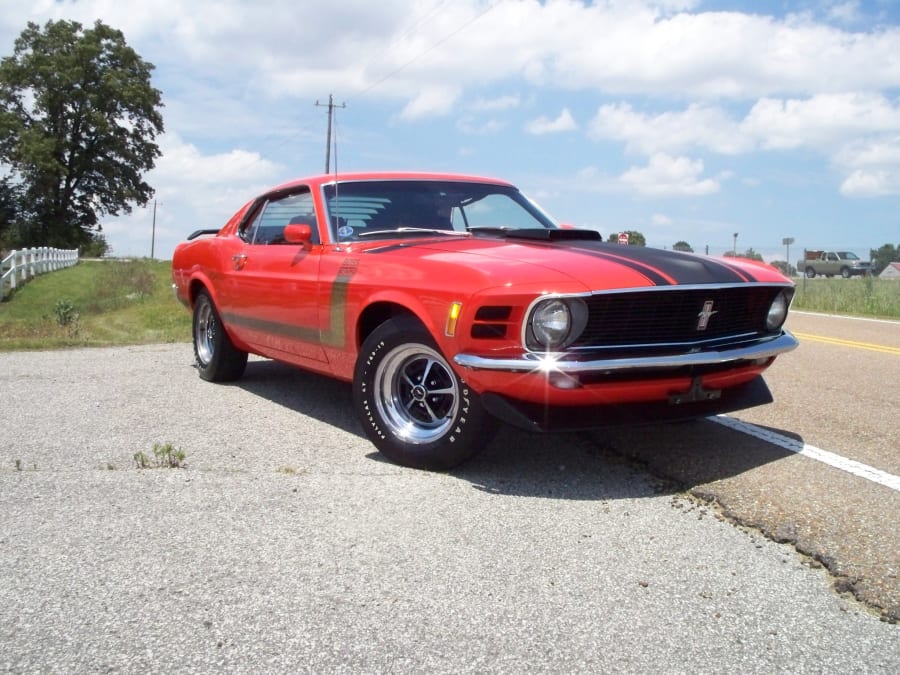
355,301 -> 423,349
187,274 -> 217,309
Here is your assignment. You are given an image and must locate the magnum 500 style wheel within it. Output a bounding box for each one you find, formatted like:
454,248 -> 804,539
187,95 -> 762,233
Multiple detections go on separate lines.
353,318 -> 495,470
192,290 -> 248,382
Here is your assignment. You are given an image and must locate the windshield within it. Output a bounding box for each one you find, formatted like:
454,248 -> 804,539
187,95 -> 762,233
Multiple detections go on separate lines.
322,180 -> 557,241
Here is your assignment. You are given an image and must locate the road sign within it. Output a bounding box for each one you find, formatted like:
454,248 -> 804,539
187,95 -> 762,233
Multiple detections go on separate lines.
618,232 -> 629,245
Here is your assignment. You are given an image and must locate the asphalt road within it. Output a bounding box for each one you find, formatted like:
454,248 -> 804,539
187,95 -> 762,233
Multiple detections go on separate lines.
0,320 -> 898,672
598,311 -> 900,622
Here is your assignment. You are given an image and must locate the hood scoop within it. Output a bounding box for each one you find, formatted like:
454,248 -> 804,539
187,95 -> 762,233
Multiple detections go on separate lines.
505,228 -> 602,242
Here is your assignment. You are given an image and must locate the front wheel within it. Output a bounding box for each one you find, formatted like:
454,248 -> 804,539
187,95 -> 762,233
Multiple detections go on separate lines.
193,290 -> 248,382
840,267 -> 851,279
353,318 -> 495,470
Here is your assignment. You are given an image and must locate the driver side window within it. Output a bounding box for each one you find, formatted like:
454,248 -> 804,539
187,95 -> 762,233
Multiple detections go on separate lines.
240,189 -> 319,245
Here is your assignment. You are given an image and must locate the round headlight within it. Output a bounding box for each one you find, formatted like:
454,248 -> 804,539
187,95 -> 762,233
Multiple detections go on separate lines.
766,291 -> 790,331
531,299 -> 571,348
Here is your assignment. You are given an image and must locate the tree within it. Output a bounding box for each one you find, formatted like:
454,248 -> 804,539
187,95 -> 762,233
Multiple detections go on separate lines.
770,260 -> 795,276
0,175 -> 21,249
0,20 -> 164,250
606,230 -> 646,246
870,243 -> 899,276
673,240 -> 693,252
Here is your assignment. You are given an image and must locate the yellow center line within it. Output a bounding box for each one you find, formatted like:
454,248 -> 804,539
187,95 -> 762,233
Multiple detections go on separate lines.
792,331 -> 900,355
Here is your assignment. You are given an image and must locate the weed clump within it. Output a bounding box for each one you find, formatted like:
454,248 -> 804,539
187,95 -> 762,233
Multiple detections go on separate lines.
134,443 -> 187,469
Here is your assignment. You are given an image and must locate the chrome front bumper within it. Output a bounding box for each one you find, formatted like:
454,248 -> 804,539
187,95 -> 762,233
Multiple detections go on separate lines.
453,331 -> 799,373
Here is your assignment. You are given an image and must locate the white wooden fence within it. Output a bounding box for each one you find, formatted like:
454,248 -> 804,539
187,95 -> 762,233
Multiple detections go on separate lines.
1,247 -> 79,299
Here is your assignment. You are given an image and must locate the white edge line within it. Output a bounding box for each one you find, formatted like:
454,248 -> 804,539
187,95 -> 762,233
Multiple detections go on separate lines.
710,415 -> 900,493
790,310 -> 900,326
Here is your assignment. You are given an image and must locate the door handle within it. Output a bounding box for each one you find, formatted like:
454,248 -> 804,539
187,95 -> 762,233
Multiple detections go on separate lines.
232,253 -> 247,271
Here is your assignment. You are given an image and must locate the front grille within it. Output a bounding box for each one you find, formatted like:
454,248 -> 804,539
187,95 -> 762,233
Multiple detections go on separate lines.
572,286 -> 785,350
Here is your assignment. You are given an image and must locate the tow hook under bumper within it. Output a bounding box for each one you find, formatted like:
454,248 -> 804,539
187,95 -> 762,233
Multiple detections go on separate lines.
668,377 -> 722,405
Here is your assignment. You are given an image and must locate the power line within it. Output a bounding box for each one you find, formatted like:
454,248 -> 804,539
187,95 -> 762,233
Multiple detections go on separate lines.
353,0 -> 501,100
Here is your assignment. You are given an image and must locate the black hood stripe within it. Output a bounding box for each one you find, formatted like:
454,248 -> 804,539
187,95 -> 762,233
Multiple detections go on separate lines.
561,240 -> 754,285
564,247 -> 674,285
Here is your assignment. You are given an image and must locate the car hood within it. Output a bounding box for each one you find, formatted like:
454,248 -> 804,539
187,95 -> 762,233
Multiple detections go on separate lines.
358,233 -> 788,290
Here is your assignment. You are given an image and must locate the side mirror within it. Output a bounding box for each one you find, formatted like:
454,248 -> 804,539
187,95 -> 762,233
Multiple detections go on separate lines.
284,223 -> 312,246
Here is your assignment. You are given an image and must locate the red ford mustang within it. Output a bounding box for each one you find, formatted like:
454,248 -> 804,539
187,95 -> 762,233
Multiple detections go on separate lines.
172,172 -> 797,469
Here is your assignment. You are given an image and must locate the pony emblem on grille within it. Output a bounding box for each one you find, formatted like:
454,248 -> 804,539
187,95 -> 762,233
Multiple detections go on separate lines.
697,300 -> 718,331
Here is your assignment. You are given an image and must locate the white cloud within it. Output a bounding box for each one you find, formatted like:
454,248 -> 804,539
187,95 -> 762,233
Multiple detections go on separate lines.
587,94 -> 900,196
743,93 -> 900,149
839,169 -> 899,196
398,85 -> 460,120
619,154 -> 720,197
9,1 -> 900,115
834,136 -> 900,196
525,108 -> 577,135
456,116 -> 506,135
589,102 -> 749,154
99,133 -> 283,257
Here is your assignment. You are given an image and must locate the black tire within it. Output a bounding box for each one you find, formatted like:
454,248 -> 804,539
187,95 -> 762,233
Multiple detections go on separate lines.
353,317 -> 496,470
840,267 -> 851,279
192,290 -> 248,382
805,267 -> 816,278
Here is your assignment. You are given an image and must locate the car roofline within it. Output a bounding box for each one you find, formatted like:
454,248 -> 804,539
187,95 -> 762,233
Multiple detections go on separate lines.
265,172 -> 516,194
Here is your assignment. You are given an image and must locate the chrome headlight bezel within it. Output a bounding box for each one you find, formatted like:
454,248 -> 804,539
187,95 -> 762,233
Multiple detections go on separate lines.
525,296 -> 589,351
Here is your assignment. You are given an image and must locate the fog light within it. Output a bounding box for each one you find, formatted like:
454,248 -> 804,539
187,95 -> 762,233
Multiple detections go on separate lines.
549,372 -> 582,389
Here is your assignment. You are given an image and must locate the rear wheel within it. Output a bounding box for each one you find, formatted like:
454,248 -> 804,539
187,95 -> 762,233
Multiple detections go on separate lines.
805,267 -> 816,278
353,318 -> 495,470
192,290 -> 247,382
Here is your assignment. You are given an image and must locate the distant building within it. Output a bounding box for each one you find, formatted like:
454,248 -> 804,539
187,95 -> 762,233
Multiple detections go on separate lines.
879,262 -> 900,280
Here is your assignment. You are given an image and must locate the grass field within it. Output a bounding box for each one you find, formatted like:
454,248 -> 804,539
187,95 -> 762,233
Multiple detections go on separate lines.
791,275 -> 900,318
0,259 -> 191,351
1,260 -> 897,352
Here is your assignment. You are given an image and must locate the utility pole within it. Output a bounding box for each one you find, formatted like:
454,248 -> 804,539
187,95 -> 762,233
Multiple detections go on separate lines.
782,237 -> 794,274
315,94 -> 346,173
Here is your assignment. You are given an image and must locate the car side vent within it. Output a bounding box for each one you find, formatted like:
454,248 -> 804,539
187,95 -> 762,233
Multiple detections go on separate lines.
471,306 -> 513,340
475,306 -> 512,321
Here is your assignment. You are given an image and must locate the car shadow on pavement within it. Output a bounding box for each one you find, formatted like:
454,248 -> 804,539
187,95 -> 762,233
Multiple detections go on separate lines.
588,419 -> 801,491
234,358 -> 364,438
233,359 -> 803,502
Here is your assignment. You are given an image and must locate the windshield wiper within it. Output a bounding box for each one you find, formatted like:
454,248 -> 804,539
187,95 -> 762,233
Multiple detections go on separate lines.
357,227 -> 469,238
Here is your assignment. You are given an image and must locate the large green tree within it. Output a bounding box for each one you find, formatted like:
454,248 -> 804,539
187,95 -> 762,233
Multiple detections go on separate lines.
0,19 -> 164,250
0,175 -> 21,248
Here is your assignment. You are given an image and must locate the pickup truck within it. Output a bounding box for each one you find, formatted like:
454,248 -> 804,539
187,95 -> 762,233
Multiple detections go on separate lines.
797,250 -> 872,278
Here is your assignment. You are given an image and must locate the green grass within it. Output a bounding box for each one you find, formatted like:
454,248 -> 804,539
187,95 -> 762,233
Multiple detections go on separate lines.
0,259 -> 191,350
791,276 -> 900,319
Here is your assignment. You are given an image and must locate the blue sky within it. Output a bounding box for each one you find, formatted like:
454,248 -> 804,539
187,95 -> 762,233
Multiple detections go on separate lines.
1,0 -> 898,262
